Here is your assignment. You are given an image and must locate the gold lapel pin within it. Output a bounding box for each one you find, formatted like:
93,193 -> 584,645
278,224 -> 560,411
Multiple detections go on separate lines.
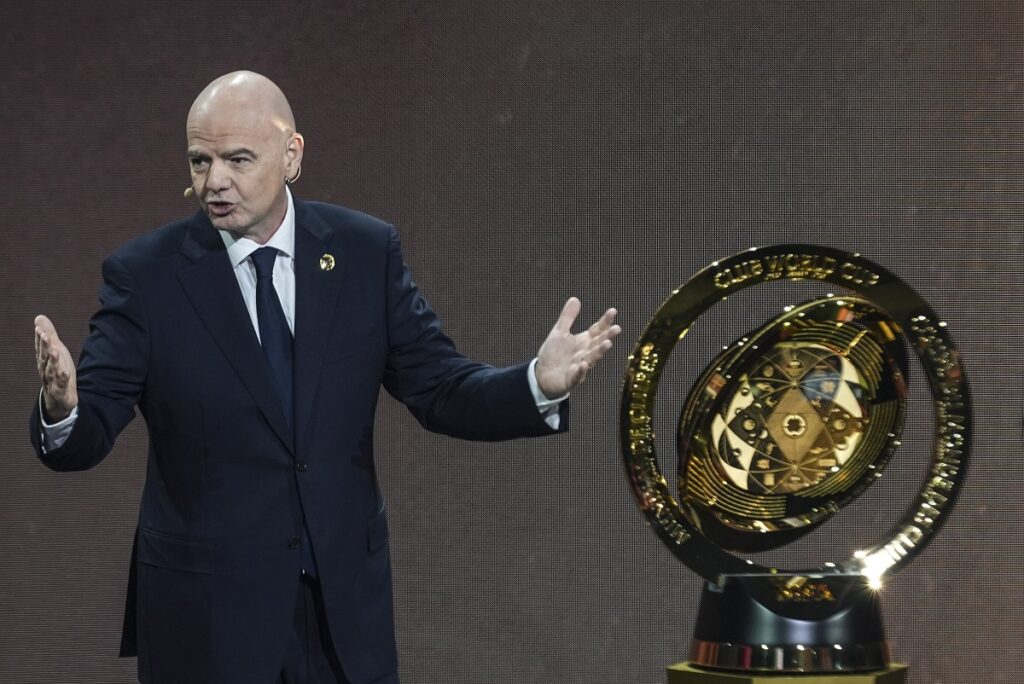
320,253 -> 336,271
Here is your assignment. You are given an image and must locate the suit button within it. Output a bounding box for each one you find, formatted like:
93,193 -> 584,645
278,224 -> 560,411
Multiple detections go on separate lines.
288,536 -> 302,549
296,461 -> 308,472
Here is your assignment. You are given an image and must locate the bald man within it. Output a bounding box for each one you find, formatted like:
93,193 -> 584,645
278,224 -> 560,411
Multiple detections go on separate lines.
32,71 -> 619,684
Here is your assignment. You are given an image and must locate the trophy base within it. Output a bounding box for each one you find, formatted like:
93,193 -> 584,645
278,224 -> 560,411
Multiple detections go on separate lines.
667,662 -> 908,683
691,573 -> 889,673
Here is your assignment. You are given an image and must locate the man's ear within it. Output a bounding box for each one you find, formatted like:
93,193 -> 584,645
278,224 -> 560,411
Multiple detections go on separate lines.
285,132 -> 304,179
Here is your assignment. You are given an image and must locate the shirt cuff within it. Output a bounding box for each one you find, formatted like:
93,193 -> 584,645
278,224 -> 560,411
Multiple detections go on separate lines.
528,358 -> 567,430
38,390 -> 78,453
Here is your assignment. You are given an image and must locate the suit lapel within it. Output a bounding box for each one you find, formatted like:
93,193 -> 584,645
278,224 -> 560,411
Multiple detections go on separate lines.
293,200 -> 346,450
176,212 -> 294,453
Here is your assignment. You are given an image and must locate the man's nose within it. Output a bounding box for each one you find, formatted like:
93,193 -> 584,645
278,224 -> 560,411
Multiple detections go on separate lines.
205,159 -> 231,192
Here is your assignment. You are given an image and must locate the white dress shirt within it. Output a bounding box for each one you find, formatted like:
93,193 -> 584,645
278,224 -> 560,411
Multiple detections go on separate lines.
41,188 -> 563,450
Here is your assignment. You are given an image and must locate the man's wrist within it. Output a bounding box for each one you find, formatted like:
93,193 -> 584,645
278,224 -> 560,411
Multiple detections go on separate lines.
38,390 -> 79,453
39,391 -> 76,426
43,406 -> 72,423
528,359 -> 568,409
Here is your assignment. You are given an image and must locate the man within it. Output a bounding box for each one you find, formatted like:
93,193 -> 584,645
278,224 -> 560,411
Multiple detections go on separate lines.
30,71 -> 620,684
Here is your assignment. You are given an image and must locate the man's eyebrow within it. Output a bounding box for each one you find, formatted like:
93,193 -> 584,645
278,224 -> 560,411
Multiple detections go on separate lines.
221,147 -> 258,159
186,149 -> 209,159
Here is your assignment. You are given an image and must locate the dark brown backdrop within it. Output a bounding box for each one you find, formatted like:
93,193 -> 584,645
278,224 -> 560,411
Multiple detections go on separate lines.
1,2 -> 1021,682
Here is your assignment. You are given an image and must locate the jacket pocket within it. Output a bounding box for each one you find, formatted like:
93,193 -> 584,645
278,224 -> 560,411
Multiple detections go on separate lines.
138,526 -> 215,574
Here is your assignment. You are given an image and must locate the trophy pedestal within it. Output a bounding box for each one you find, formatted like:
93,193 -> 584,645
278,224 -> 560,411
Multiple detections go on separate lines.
690,574 -> 889,672
667,662 -> 908,683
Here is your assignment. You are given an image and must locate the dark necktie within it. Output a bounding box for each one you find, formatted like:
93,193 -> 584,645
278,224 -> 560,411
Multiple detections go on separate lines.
251,248 -> 317,576
251,247 -> 294,428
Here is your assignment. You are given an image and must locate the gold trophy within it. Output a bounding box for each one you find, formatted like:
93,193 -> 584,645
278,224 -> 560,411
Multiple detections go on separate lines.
620,245 -> 969,683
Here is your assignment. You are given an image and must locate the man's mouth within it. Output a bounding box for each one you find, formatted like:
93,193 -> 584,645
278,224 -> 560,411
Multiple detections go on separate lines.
207,201 -> 235,217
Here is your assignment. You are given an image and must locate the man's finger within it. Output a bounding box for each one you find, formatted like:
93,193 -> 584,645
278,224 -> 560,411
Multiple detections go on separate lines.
554,297 -> 582,334
567,361 -> 583,387
35,315 -> 57,339
39,334 -> 54,371
587,323 -> 621,348
37,339 -> 50,371
35,331 -> 45,370
37,332 -> 51,373
583,339 -> 614,365
35,316 -> 67,362
40,342 -> 63,388
601,323 -> 622,342
587,321 -> 620,342
43,350 -> 57,377
585,308 -> 618,337
574,360 -> 590,386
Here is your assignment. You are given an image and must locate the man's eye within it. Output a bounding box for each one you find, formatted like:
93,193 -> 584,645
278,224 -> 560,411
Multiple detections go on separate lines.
230,157 -> 250,166
190,158 -> 208,169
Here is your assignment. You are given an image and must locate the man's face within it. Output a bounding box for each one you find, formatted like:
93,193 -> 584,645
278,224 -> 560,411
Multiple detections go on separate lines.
186,106 -> 294,241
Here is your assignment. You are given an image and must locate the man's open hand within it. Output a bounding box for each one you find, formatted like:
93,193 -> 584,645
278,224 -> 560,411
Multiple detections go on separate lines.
34,315 -> 78,422
535,297 -> 620,399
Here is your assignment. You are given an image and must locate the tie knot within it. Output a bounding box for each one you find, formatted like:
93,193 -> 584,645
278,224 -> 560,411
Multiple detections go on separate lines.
251,247 -> 279,280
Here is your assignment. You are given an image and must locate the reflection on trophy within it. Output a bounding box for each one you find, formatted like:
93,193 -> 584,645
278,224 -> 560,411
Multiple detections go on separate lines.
620,245 -> 970,683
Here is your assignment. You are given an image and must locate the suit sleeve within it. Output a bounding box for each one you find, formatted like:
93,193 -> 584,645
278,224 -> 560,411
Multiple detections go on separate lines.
381,227 -> 567,441
29,254 -> 149,471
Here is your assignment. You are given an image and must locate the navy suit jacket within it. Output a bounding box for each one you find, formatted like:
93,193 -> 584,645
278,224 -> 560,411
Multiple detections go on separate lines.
30,198 -> 566,684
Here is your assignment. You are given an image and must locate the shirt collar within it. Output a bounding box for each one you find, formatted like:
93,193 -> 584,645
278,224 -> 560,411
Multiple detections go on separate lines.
218,187 -> 296,268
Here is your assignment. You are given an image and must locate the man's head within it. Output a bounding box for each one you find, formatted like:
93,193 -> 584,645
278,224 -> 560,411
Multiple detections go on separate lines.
186,71 -> 304,243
